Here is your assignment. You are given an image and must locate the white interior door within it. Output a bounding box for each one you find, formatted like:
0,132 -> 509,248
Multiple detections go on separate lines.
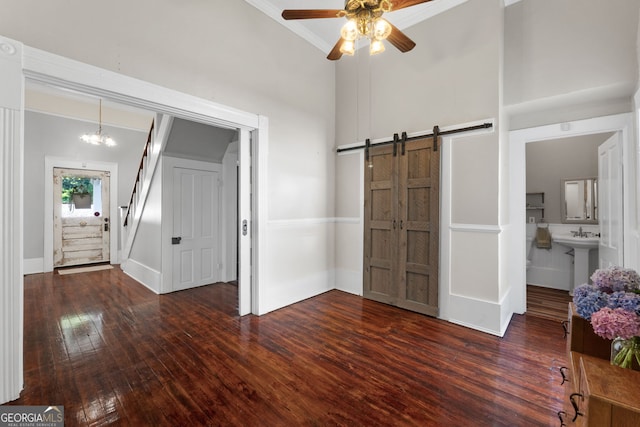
238,129 -> 251,316
598,133 -> 623,267
172,165 -> 221,291
53,168 -> 110,267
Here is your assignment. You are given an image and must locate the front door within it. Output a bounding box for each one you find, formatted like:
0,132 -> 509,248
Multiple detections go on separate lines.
172,165 -> 221,291
53,168 -> 110,267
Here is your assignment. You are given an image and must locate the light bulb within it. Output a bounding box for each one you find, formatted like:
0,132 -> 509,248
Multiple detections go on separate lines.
372,18 -> 392,40
340,19 -> 358,41
81,133 -> 100,145
80,132 -> 116,146
340,40 -> 355,56
369,39 -> 385,55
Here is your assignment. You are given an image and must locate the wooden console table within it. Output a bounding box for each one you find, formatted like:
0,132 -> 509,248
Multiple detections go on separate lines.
560,304 -> 640,425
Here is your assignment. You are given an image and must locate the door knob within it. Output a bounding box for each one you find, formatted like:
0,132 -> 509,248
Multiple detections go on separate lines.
172,237 -> 182,245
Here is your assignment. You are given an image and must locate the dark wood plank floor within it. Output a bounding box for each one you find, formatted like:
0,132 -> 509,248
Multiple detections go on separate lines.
10,268 -> 569,426
527,285 -> 573,322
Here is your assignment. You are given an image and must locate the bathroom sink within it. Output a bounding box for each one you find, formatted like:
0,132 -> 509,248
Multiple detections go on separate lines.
552,233 -> 599,295
552,234 -> 599,249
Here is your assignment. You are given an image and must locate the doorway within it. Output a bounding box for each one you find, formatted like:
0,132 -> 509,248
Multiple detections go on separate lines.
508,113 -> 634,315
53,167 -> 111,268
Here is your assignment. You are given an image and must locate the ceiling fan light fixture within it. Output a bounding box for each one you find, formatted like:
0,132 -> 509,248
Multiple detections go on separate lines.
369,39 -> 386,55
340,40 -> 356,56
341,19 -> 358,41
281,0 -> 423,60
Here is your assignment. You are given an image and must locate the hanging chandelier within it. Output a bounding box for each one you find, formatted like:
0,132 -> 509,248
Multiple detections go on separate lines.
80,99 -> 116,147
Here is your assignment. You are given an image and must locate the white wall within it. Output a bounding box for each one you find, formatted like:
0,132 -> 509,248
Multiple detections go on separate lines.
0,0 -> 337,314
335,151 -> 363,295
504,0 -> 640,129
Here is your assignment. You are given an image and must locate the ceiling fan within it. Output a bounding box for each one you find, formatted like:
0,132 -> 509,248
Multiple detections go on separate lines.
281,0 -> 433,60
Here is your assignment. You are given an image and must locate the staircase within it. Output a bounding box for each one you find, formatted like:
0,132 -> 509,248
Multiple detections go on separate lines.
120,114 -> 173,260
123,121 -> 154,228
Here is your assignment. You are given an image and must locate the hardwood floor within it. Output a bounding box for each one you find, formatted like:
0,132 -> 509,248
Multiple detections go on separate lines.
527,285 -> 573,322
10,268 -> 569,426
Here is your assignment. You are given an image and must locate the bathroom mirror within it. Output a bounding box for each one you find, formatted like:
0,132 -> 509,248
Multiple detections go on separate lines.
561,178 -> 598,224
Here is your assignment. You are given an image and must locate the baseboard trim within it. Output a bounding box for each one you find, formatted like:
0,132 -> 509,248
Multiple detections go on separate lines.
445,293 -> 511,337
24,258 -> 44,275
258,271 -> 334,315
121,259 -> 161,294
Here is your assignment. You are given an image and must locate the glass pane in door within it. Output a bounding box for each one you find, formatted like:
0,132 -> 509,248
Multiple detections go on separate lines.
61,176 -> 103,218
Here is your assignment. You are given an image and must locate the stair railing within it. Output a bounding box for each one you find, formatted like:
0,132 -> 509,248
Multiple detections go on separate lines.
123,120 -> 154,227
120,114 -> 173,261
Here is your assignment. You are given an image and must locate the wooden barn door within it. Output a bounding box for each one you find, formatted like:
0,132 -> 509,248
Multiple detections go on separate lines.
363,144 -> 397,304
364,137 -> 440,316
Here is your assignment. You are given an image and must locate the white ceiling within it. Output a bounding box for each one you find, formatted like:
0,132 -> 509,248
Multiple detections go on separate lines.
245,0 -> 472,55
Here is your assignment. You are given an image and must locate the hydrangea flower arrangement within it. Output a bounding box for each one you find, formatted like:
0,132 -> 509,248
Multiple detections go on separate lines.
573,266 -> 640,369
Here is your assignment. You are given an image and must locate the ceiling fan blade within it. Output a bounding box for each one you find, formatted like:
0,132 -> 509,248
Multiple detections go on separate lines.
282,10 -> 343,20
327,38 -> 345,61
390,0 -> 432,11
386,22 -> 416,53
